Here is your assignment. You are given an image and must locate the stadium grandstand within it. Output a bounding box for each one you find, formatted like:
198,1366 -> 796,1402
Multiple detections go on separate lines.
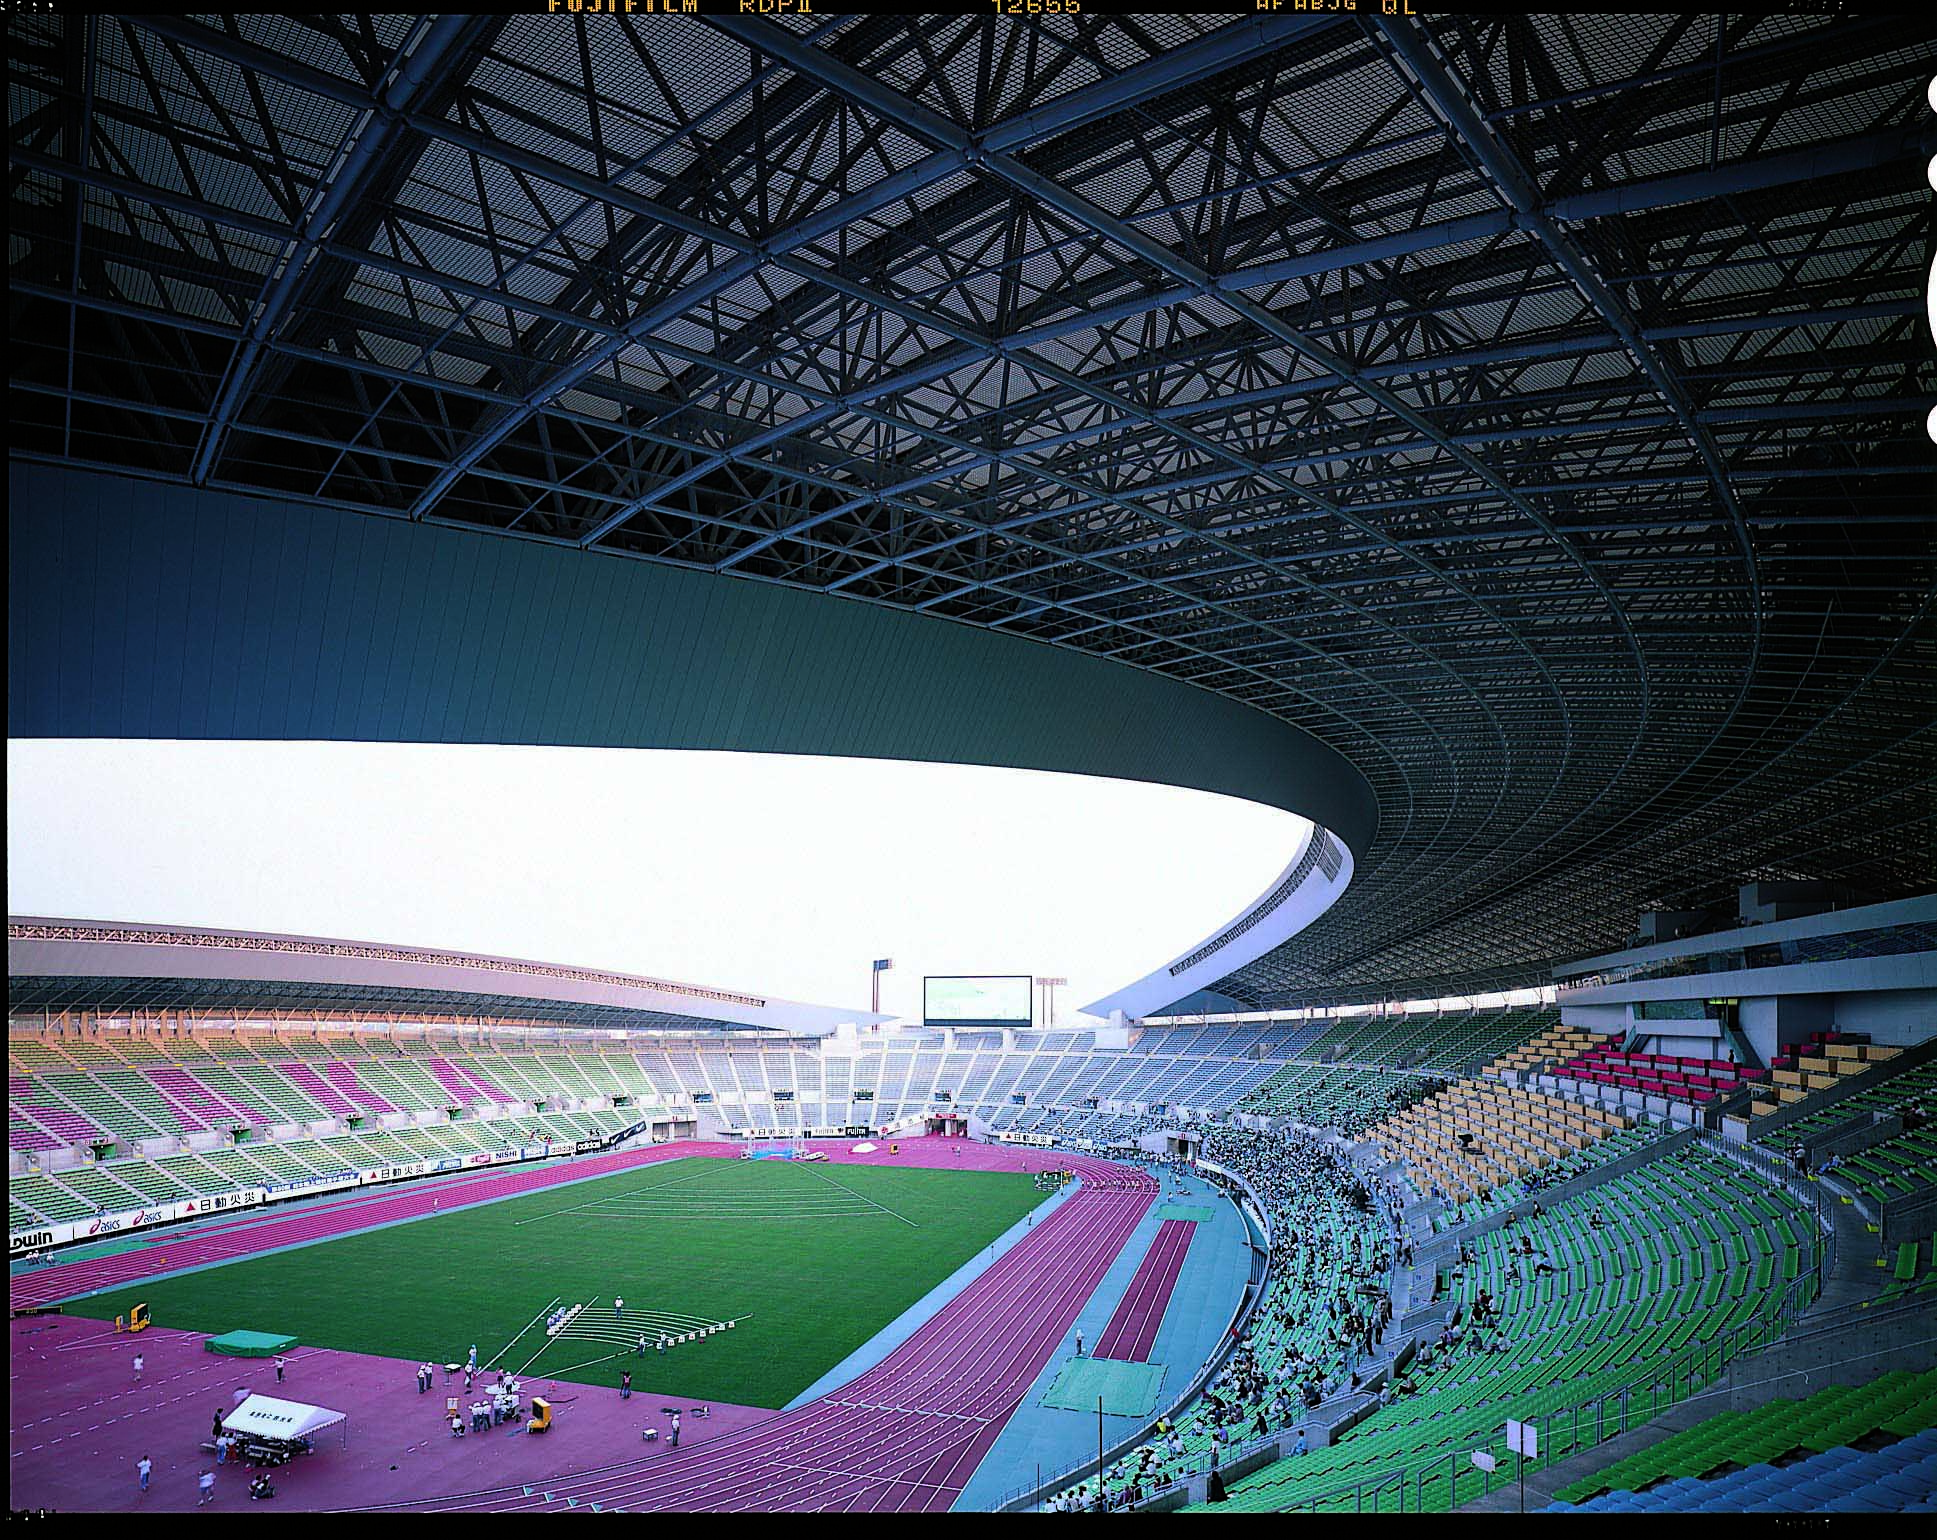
8,7 -> 1934,1518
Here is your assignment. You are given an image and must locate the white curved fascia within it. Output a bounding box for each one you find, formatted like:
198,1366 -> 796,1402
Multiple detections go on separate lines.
1080,824 -> 1355,1020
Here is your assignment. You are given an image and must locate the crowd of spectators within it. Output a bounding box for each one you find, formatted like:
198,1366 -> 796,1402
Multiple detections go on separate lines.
1050,1127 -> 1406,1512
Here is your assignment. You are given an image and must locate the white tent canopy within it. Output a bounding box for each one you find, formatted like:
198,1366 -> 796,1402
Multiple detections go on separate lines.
221,1394 -> 346,1442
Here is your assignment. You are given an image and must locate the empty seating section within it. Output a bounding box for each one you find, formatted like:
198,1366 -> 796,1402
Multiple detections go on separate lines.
1758,1061 -> 1935,1148
1486,1025 -> 1615,1080
241,1141 -> 327,1184
1425,1125 -> 1663,1232
1744,1030 -> 1891,1118
42,1073 -> 163,1141
1554,1431 -> 1936,1514
12,1174 -> 93,1223
371,1058 -> 450,1110
186,1065 -> 277,1123
56,1163 -> 149,1211
59,1038 -> 130,1070
10,1114 -> 61,1152
1550,1371 -> 1937,1511
11,1076 -> 100,1145
233,1063 -> 324,1122
278,1061 -> 359,1117
108,1160 -> 193,1203
1553,1042 -> 1760,1104
427,1057 -> 491,1105
1240,1064 -> 1421,1132
1305,1008 -> 1562,1073
198,1147 -> 279,1188
1366,1080 -> 1639,1209
1832,1125 -> 1937,1210
1208,1147 -> 1820,1513
9,1038 -> 73,1072
157,1153 -> 237,1195
323,1060 -> 396,1113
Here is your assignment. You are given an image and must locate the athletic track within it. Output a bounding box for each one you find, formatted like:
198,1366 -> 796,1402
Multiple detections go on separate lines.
1091,1216 -> 1193,1363
12,1139 -> 1160,1510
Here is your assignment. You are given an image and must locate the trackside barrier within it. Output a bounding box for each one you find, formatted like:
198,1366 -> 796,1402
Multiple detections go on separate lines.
8,1121 -> 652,1259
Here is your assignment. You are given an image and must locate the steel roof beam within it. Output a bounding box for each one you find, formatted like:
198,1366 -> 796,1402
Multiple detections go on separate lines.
186,14 -> 483,487
415,14 -> 1320,530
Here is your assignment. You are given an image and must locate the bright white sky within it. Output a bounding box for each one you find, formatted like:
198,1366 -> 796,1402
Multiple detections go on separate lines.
6,741 -> 1308,1026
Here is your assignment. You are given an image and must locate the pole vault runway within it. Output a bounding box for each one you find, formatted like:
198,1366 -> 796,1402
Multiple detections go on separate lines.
361,1146 -> 1158,1512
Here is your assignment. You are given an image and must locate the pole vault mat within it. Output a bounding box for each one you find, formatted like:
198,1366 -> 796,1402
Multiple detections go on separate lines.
1039,1357 -> 1166,1416
206,1329 -> 299,1356
1152,1203 -> 1213,1223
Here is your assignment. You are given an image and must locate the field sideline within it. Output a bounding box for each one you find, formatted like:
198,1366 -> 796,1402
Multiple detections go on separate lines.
65,1156 -> 1042,1408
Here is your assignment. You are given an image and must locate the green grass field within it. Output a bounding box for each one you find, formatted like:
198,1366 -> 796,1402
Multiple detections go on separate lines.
69,1157 -> 1042,1407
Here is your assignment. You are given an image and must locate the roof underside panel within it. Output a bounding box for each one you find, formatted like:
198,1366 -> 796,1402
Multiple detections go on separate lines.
9,12 -> 1934,1007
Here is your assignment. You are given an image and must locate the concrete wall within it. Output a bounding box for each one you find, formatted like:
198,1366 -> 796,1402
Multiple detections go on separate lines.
1831,989 -> 1937,1042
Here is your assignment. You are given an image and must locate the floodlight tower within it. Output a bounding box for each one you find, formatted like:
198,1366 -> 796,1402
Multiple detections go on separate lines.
1039,977 -> 1068,1027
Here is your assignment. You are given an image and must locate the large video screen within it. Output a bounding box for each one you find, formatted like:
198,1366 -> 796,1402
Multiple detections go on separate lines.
924,975 -> 1033,1027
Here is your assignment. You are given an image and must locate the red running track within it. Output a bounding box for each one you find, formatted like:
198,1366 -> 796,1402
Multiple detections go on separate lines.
1091,1217 -> 1194,1363
365,1154 -> 1158,1513
7,1141 -> 740,1311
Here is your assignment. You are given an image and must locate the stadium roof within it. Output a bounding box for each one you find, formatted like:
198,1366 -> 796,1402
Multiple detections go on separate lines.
8,13 -> 1934,1010
7,918 -> 879,1033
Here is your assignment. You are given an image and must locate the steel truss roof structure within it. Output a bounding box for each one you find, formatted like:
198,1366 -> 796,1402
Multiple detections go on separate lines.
9,12 -> 1935,1008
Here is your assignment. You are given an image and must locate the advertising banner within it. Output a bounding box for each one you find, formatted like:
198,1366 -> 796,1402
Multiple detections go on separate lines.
9,1223 -> 62,1256
357,1161 -> 429,1186
176,1189 -> 265,1218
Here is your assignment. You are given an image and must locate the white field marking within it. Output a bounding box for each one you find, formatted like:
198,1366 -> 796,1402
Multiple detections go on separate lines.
509,1161 -> 718,1227
576,1202 -> 874,1220
798,1161 -> 918,1228
489,1295 -> 562,1369
553,1313 -> 729,1343
514,1290 -> 603,1377
537,1315 -> 750,1377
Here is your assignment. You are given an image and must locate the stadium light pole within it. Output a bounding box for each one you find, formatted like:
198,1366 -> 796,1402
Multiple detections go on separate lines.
1040,977 -> 1069,1028
1097,1395 -> 1105,1511
871,958 -> 893,1017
